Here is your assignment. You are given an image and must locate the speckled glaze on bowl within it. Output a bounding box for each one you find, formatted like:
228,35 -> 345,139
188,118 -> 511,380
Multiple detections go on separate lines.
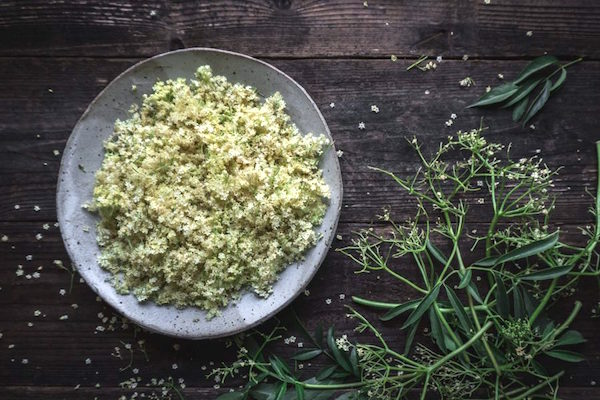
56,48 -> 342,339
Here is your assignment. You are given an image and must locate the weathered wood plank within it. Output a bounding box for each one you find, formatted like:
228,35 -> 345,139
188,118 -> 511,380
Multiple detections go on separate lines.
0,58 -> 598,225
1,0 -> 600,58
1,221 -> 599,389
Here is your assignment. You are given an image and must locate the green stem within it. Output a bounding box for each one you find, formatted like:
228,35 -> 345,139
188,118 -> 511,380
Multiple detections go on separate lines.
486,212 -> 500,258
509,371 -> 564,400
429,321 -> 493,371
528,278 -> 557,325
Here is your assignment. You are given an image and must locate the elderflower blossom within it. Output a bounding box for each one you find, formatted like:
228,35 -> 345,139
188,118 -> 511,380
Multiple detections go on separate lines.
335,334 -> 351,352
89,66 -> 330,317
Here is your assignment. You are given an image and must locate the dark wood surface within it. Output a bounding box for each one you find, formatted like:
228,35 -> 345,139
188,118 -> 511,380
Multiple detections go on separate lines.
1,1 -> 600,399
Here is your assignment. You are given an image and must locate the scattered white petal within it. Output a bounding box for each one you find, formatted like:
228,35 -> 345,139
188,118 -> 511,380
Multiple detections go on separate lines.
53,150 -> 60,156
172,363 -> 178,370
336,234 -> 343,240
526,31 -> 533,37
336,150 -> 344,158
33,205 -> 41,212
498,73 -> 504,79
1,235 -> 7,242
14,204 -> 20,210
391,54 -> 397,62
35,233 -> 43,240
59,315 -> 69,320
85,358 -> 92,365
59,289 -> 66,296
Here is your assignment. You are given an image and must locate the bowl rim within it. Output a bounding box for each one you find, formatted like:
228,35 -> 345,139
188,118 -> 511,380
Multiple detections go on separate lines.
56,47 -> 343,339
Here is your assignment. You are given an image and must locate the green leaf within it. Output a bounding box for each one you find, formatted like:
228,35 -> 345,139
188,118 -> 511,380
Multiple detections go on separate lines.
275,383 -> 287,400
269,355 -> 291,379
520,287 -> 538,317
474,231 -> 559,267
551,68 -> 567,91
514,55 -> 559,84
513,285 -> 525,319
402,284 -> 441,329
327,327 -> 352,373
512,97 -> 529,122
380,299 -> 420,321
458,269 -> 472,289
522,79 -> 552,125
521,265 -> 573,281
217,392 -> 245,400
251,384 -> 279,400
292,349 -> 323,361
316,364 -> 338,381
404,317 -> 420,355
467,83 -> 519,108
295,384 -> 305,400
545,349 -> 585,363
531,359 -> 548,376
494,274 -> 510,318
349,347 -> 360,378
467,280 -> 484,304
335,392 -> 358,400
429,306 -> 447,352
445,285 -> 473,334
556,330 -> 587,346
426,239 -> 448,265
504,78 -> 542,107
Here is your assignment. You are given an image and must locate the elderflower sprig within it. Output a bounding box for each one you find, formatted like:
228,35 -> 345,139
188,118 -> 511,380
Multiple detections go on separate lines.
215,132 -> 600,400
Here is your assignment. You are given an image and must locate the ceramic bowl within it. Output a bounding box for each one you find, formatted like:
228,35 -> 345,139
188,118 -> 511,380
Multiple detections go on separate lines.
56,48 -> 342,339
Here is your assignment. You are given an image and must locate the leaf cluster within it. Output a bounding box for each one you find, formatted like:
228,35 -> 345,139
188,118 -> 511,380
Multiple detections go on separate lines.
468,56 -> 582,125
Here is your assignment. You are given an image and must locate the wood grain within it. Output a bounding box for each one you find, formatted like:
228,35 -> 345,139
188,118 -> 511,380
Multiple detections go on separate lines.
1,58 -> 597,225
1,1 -> 600,58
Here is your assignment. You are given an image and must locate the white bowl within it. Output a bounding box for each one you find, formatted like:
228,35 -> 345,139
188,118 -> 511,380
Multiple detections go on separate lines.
56,48 -> 342,339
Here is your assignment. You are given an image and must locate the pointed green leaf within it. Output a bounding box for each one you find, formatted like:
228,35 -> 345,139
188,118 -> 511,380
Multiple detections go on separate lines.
349,347 -> 360,378
458,269 -> 472,289
467,83 -> 519,108
327,327 -> 352,373
522,79 -> 552,125
251,384 -> 279,400
217,392 -> 245,400
401,284 -> 441,329
380,299 -> 420,321
531,359 -> 548,376
512,97 -> 529,122
545,350 -> 585,362
335,392 -> 358,400
474,231 -> 559,267
542,321 -> 556,340
521,287 -> 538,317
429,306 -> 447,352
494,274 -> 510,318
513,285 -> 525,319
467,280 -> 484,304
269,356 -> 291,379
292,349 -> 323,361
514,55 -> 559,84
445,285 -> 473,334
295,384 -> 305,400
275,383 -> 287,400
404,317 -> 420,355
504,78 -> 542,107
426,239 -> 448,265
521,265 -> 573,281
316,364 -> 338,381
556,330 -> 587,346
551,68 -> 567,91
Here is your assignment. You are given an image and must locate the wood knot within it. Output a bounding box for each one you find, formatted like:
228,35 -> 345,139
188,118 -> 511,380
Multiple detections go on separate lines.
273,0 -> 292,10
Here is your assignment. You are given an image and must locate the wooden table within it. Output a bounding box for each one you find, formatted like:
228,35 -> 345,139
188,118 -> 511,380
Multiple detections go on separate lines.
1,1 -> 599,399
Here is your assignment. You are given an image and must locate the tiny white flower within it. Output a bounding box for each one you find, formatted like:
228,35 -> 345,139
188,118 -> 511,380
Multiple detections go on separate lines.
329,102 -> 335,108
339,293 -> 346,300
462,54 -> 469,61
59,289 -> 66,296
1,235 -> 7,242
53,150 -> 60,156
85,358 -> 92,365
370,105 -> 379,113
25,255 -> 33,261
336,234 -> 343,240
486,86 -> 492,93
21,359 -> 29,364
450,113 -> 457,119
325,298 -> 332,305
436,55 -> 443,63
59,314 -> 69,320
498,73 -> 504,79
445,120 -> 453,127
172,363 -> 178,370
358,122 -> 365,130
424,89 -> 430,95
33,205 -> 41,212
390,55 -> 397,62
35,233 -> 43,241
336,150 -> 344,158
304,289 -> 310,296
14,204 -> 20,210
526,30 -> 533,37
